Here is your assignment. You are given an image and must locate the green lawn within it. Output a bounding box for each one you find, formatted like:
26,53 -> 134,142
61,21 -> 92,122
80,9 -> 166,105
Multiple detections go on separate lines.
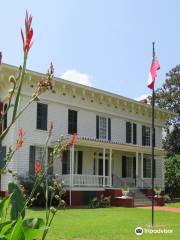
27,207 -> 180,240
166,198 -> 180,208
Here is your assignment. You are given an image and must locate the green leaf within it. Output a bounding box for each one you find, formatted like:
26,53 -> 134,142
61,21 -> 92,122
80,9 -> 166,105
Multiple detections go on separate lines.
0,221 -> 15,236
8,182 -> 26,220
10,217 -> 25,240
23,218 -> 45,240
0,194 -> 13,218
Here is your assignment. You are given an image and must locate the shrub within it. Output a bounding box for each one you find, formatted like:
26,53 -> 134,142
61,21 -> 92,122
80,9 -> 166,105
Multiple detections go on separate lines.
18,175 -> 66,207
89,195 -> 111,208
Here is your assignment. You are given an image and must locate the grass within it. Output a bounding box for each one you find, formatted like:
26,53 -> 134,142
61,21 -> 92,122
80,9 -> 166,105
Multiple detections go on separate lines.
166,198 -> 180,208
27,207 -> 180,240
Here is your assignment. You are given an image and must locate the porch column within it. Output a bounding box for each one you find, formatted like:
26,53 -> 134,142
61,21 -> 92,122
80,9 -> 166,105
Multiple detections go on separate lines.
103,147 -> 106,187
136,152 -> 138,187
141,153 -> 144,188
69,145 -> 75,207
109,148 -> 112,187
72,144 -> 74,187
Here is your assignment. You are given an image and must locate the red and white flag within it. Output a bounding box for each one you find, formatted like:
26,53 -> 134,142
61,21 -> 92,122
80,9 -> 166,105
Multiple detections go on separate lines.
147,58 -> 160,90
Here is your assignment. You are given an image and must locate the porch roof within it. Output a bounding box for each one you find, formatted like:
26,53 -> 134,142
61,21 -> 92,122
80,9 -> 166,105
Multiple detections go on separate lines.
53,136 -> 165,156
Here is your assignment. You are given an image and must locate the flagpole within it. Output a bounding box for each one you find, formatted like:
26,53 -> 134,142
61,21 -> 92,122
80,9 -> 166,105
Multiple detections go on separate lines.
151,42 -> 155,226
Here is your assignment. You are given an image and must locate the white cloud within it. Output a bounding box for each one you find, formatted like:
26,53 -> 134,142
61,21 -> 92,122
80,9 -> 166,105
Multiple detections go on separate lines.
135,93 -> 149,101
61,69 -> 92,86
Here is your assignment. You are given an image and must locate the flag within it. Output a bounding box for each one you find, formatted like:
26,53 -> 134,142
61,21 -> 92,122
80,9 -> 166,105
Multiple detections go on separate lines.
147,58 -> 160,90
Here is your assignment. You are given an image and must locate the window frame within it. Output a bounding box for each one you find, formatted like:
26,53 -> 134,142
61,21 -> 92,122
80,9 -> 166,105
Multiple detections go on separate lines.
126,121 -> 137,144
142,125 -> 151,146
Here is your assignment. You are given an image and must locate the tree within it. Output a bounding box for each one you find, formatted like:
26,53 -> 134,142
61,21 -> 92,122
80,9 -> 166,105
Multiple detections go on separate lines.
154,65 -> 180,156
164,155 -> 180,198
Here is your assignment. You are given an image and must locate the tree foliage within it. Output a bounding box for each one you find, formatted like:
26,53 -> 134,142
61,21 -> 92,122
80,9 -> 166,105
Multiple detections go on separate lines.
164,155 -> 180,197
154,65 -> 180,156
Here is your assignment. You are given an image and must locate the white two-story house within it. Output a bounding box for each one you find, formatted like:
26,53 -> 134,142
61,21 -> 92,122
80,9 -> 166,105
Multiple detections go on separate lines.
0,63 -> 172,205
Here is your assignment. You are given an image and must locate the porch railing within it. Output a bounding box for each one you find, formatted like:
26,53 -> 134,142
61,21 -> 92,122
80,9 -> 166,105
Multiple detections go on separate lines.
60,174 -> 111,187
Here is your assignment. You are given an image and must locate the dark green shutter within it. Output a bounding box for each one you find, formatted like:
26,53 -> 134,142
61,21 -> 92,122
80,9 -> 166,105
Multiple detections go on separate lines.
68,110 -> 77,134
122,156 -> 126,178
133,123 -> 137,144
0,146 -> 6,169
37,103 -> 48,130
77,151 -> 83,174
142,125 -> 146,146
48,147 -> 53,175
126,122 -> 132,143
29,146 -> 35,175
133,157 -> 136,178
96,116 -> 99,139
42,104 -> 48,130
108,118 -> 111,141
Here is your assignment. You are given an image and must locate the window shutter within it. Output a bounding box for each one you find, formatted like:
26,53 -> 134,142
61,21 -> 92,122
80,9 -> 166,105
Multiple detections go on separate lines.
133,157 -> 136,178
0,102 -> 3,134
42,104 -> 48,130
48,147 -> 53,175
122,156 -> 126,178
77,151 -> 83,174
108,118 -> 111,141
126,122 -> 132,143
133,123 -> 137,144
68,110 -> 77,134
96,116 -> 99,139
37,103 -> 48,130
142,126 -> 146,146
0,146 -> 6,169
29,146 -> 35,175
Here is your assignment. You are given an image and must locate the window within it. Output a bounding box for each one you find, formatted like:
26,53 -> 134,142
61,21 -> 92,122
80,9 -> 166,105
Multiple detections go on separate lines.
37,103 -> 48,130
142,126 -> 150,146
3,104 -> 7,130
35,146 -> 45,165
68,109 -> 77,134
143,158 -> 156,178
96,116 -> 111,140
126,122 -> 137,144
99,117 -> 107,139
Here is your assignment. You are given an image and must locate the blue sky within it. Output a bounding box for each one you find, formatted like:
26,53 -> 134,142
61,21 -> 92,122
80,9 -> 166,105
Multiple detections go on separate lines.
0,0 -> 180,99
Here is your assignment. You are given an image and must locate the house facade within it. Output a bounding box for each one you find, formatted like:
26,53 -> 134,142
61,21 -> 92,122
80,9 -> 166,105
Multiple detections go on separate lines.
0,63 -> 172,205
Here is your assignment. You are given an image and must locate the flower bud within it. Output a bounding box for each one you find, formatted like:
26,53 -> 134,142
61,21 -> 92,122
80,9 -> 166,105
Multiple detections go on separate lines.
9,75 -> 16,85
50,206 -> 57,214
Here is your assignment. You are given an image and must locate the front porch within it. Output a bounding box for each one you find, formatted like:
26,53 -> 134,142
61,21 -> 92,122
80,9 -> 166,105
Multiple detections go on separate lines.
53,137 -> 164,190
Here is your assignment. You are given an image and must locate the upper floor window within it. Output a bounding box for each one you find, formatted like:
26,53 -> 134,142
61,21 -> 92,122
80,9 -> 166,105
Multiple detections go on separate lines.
126,122 -> 137,144
37,103 -> 48,130
68,109 -> 77,134
142,126 -> 150,146
96,116 -> 111,140
3,104 -> 7,130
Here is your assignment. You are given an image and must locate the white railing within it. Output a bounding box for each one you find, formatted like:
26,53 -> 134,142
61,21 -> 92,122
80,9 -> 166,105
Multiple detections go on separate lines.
136,177 -> 164,189
60,174 -> 111,187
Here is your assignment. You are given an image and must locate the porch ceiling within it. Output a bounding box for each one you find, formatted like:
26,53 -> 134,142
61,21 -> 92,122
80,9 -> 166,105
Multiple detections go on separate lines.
75,137 -> 165,156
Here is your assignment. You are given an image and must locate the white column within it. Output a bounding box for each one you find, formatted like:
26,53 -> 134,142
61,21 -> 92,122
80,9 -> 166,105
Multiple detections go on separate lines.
72,144 -> 74,187
109,148 -> 112,187
136,152 -> 138,187
141,152 -> 144,188
103,148 -> 106,187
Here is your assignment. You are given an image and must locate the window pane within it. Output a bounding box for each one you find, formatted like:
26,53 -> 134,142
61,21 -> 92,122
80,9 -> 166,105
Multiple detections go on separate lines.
99,117 -> 107,139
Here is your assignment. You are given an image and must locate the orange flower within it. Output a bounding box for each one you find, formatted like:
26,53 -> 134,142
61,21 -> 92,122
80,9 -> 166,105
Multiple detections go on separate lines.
16,128 -> 24,148
67,133 -> 78,146
21,11 -> 33,54
35,161 -> 41,174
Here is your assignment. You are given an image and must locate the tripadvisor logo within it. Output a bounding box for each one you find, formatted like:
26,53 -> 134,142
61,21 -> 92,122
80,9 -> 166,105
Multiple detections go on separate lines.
135,227 -> 143,236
